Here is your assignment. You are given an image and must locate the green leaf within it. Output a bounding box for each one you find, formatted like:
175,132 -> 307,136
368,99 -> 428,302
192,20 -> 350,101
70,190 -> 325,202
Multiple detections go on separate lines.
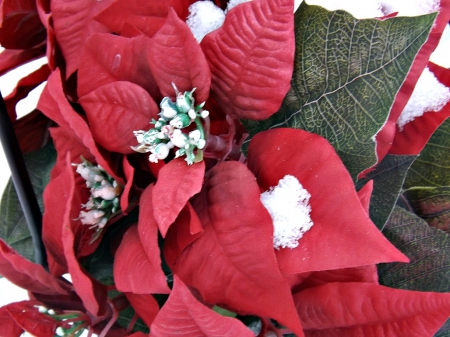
0,142 -> 56,262
403,186 -> 450,234
378,206 -> 450,292
242,3 -> 436,180
117,305 -> 150,334
404,118 -> 450,189
356,154 -> 417,230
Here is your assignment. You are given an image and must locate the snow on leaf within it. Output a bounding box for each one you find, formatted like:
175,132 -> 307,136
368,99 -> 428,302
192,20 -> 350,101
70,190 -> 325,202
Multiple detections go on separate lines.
201,0 -> 295,120
149,275 -> 254,337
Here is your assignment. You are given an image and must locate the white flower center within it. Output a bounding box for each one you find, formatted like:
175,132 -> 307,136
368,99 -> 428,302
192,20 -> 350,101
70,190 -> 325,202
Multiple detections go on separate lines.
260,175 -> 313,250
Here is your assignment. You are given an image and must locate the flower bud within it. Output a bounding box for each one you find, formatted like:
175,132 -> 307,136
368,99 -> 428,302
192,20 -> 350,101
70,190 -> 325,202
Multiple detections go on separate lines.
160,97 -> 178,119
170,113 -> 192,129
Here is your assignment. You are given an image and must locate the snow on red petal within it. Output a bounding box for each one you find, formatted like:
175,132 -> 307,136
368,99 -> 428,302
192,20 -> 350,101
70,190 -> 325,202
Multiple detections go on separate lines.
295,282 -> 450,336
79,81 -> 159,154
152,158 -> 205,237
389,62 -> 450,155
114,224 -> 169,294
125,293 -> 159,328
247,128 -> 408,274
94,0 -> 195,39
77,34 -> 159,100
38,69 -> 121,182
150,275 -> 254,337
51,0 -> 114,77
174,161 -> 304,336
0,239 -> 71,295
147,8 -> 211,103
201,0 -> 294,120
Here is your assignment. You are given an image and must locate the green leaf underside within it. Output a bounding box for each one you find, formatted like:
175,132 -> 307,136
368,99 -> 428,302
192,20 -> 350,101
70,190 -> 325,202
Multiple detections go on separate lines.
0,143 -> 56,263
378,207 -> 450,293
403,187 -> 450,234
404,118 -> 450,189
242,3 -> 436,180
356,154 -> 417,230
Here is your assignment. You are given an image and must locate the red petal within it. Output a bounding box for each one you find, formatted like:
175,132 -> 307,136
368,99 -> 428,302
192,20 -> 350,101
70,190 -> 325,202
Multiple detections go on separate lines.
120,156 -> 135,214
163,202 -> 203,270
389,62 -> 450,155
152,158 -> 205,237
6,302 -> 57,337
51,0 -> 114,76
38,69 -> 121,182
147,8 -> 211,103
373,0 -> 450,166
77,34 -> 159,100
295,282 -> 450,336
114,223 -> 170,294
174,161 -> 304,336
94,0 -> 195,38
79,81 -> 159,154
0,45 -> 46,76
247,128 -> 408,274
14,110 -> 52,154
0,305 -> 23,337
201,0 -> 294,120
125,292 -> 159,328
0,239 -> 71,295
150,275 -> 254,337
357,179 -> 374,214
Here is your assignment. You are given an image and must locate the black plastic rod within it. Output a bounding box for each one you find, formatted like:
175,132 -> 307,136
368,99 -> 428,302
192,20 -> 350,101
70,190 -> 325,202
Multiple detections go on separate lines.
0,91 -> 47,268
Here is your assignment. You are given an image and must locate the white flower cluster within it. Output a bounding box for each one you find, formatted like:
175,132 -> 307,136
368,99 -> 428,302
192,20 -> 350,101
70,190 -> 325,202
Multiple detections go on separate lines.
260,175 -> 313,250
186,0 -> 252,42
397,67 -> 450,130
74,159 -> 122,231
132,84 -> 209,165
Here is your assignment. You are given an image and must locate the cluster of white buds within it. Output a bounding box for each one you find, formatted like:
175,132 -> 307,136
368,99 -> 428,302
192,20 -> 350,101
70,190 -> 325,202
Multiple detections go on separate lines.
73,158 -> 122,235
132,83 -> 209,165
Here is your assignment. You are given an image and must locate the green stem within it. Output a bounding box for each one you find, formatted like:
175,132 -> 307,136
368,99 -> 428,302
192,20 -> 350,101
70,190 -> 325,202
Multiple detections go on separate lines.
194,117 -> 205,141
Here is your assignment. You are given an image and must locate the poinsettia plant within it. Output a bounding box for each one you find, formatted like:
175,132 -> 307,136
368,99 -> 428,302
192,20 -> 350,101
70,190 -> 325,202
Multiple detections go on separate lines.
1,0 -> 450,335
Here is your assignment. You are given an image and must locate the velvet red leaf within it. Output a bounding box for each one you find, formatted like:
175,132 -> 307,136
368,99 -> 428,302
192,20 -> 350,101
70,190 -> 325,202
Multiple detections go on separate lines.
152,158 -> 205,237
163,202 -> 203,270
389,62 -> 450,155
51,0 -> 114,76
357,179 -> 374,214
201,0 -> 294,120
0,239 -> 71,295
79,81 -> 159,154
120,156 -> 135,214
150,275 -> 254,337
295,282 -> 450,336
174,161 -> 304,336
114,224 -> 170,294
247,128 -> 408,274
0,305 -> 23,337
38,69 -> 121,182
0,45 -> 46,76
94,0 -> 195,38
61,174 -> 108,317
372,0 -> 450,168
77,33 -> 159,100
6,302 -> 57,337
13,110 -> 52,154
147,8 -> 211,103
125,292 -> 160,328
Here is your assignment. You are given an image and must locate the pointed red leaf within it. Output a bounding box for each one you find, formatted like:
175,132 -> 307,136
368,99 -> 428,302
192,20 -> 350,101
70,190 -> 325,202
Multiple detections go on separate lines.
114,224 -> 170,294
0,45 -> 46,76
147,8 -> 211,103
372,0 -> 450,166
163,202 -> 203,270
247,128 -> 408,274
0,11 -> 45,49
389,62 -> 450,155
0,305 -> 23,337
51,0 -> 114,76
125,293 -> 159,328
14,110 -> 52,153
77,33 -> 159,100
174,161 -> 304,336
6,302 -> 57,337
357,179 -> 374,214
94,0 -> 195,38
38,69 -> 121,182
295,282 -> 450,336
150,275 -> 254,337
201,0 -> 294,120
79,81 -> 159,154
120,156 -> 135,214
152,158 -> 205,237
0,239 -> 71,295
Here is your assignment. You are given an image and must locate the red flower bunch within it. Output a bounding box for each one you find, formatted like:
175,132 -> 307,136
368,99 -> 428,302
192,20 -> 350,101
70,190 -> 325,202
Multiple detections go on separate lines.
1,0 -> 450,336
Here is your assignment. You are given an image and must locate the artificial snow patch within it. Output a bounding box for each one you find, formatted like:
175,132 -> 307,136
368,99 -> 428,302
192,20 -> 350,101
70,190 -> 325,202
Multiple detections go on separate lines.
380,0 -> 440,16
260,175 -> 313,250
397,67 -> 450,130
187,1 -> 225,43
225,0 -> 252,13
